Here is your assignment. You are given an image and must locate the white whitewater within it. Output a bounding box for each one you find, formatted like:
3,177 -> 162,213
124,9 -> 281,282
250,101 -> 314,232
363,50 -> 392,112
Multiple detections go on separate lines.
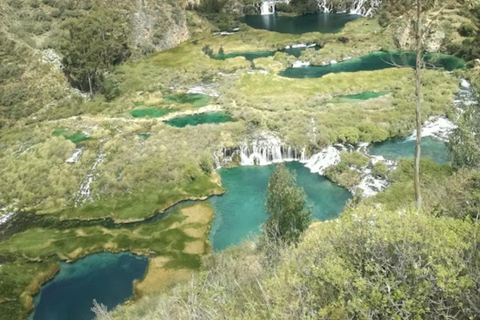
319,0 -> 382,17
217,131 -> 392,197
292,61 -> 310,68
75,153 -> 105,206
217,79 -> 476,197
66,148 -> 83,164
409,79 -> 477,141
0,209 -> 15,226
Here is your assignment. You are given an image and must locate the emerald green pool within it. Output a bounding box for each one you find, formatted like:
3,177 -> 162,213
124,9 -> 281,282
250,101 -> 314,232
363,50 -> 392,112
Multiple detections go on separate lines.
164,93 -> 211,108
137,133 -> 151,139
339,91 -> 389,100
165,112 -> 234,128
369,136 -> 450,165
30,252 -> 148,320
214,45 -> 321,61
280,51 -> 466,78
241,13 -> 361,34
53,128 -> 91,144
130,108 -> 171,118
208,162 -> 352,250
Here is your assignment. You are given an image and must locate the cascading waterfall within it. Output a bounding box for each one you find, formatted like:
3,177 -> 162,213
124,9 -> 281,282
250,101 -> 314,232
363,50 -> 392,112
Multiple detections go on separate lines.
218,79 -> 476,197
235,133 -> 307,166
74,153 -> 105,207
319,0 -> 382,17
408,79 -> 477,141
216,132 -> 394,197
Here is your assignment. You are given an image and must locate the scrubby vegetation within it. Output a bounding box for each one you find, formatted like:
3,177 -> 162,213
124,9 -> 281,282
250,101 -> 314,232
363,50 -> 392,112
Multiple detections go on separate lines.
110,204 -> 480,320
1,1 -> 480,319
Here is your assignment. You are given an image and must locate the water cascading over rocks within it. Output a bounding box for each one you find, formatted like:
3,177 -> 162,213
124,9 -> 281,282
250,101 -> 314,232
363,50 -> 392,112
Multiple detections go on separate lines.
319,0 -> 382,16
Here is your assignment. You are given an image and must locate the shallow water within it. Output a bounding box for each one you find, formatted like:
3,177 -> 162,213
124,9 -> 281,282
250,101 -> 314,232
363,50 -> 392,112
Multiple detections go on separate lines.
164,93 -> 211,108
130,108 -> 171,118
208,162 -> 352,250
53,128 -> 91,144
214,45 -> 321,61
369,136 -> 450,165
30,252 -> 148,320
280,51 -> 465,78
165,112 -> 234,127
339,91 -> 389,100
241,13 -> 361,34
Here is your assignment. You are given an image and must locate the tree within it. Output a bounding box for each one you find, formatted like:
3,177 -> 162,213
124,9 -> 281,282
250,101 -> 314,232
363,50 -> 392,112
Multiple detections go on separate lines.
61,6 -> 130,95
383,0 -> 459,210
264,164 -> 311,244
413,0 -> 424,211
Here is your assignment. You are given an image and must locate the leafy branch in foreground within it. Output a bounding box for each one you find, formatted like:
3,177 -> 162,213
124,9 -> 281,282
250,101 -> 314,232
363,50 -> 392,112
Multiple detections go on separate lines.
264,164 -> 311,245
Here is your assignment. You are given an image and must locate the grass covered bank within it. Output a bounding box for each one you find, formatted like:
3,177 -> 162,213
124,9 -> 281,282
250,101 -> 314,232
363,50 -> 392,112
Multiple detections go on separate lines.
0,203 -> 215,320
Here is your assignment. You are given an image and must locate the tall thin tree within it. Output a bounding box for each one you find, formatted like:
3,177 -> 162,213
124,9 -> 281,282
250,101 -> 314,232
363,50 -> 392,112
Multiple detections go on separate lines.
414,0 -> 423,210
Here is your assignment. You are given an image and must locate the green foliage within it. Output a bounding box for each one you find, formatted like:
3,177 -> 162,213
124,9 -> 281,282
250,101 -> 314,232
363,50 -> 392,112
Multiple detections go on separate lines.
111,207 -> 480,320
459,22 -> 477,37
372,161 -> 388,179
325,152 -> 369,189
60,6 -> 130,94
264,164 -> 311,245
290,0 -> 321,14
449,106 -> 480,170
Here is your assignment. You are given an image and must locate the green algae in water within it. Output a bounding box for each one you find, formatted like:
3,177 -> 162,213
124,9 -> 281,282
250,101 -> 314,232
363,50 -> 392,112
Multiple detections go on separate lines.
241,13 -> 361,34
339,91 -> 389,100
215,50 -> 276,61
53,128 -> 91,144
280,51 -> 466,78
137,133 -> 151,139
30,252 -> 148,320
208,162 -> 352,250
164,93 -> 211,108
369,136 -> 449,165
165,112 -> 234,128
214,45 -> 321,61
130,108 -> 171,118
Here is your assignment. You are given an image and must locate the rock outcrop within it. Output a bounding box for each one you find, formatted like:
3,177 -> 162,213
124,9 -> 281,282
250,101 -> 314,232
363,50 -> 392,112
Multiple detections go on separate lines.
129,0 -> 190,53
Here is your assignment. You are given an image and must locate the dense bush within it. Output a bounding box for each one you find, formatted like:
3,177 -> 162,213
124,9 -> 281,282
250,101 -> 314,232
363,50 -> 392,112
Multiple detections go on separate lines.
60,6 -> 130,94
111,206 -> 480,320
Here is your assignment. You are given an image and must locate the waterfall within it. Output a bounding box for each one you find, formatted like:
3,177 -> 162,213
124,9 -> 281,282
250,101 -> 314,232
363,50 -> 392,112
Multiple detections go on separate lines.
215,132 -> 399,198
318,0 -> 382,17
236,133 -> 305,166
304,147 -> 341,174
408,79 -> 477,142
0,209 -> 15,226
75,153 -> 105,207
454,79 -> 476,110
66,148 -> 83,164
261,1 -> 275,15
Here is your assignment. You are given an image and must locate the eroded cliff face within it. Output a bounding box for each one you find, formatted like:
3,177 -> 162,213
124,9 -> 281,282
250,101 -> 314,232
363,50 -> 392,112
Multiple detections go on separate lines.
393,19 -> 445,52
129,0 -> 190,53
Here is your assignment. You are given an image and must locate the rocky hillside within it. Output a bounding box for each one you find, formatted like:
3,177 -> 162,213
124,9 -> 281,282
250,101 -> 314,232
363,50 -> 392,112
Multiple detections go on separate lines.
0,0 -> 209,128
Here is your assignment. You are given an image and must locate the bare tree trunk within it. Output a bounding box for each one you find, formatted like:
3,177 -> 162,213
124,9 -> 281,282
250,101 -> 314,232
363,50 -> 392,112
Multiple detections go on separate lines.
88,74 -> 93,96
414,0 -> 423,211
